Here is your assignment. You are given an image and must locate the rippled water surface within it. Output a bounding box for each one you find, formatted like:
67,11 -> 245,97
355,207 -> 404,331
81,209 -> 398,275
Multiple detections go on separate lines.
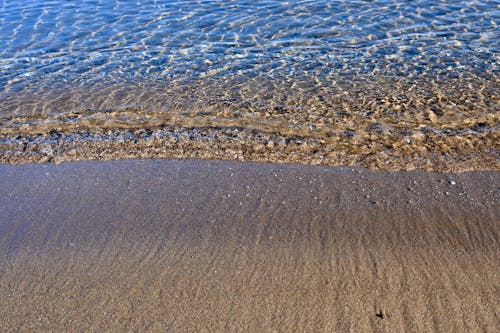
0,0 -> 498,170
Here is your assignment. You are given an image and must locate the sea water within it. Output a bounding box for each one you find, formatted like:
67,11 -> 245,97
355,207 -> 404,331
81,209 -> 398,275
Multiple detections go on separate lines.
0,0 -> 498,170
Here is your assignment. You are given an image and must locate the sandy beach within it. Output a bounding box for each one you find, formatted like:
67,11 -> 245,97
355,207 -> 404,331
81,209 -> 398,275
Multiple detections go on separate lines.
1,0 -> 499,331
0,159 -> 498,332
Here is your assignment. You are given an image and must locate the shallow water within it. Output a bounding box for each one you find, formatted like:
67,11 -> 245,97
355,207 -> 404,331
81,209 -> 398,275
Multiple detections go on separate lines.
0,0 -> 498,170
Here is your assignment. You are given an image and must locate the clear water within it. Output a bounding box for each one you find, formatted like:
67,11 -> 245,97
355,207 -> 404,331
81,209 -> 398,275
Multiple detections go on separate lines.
0,0 -> 498,170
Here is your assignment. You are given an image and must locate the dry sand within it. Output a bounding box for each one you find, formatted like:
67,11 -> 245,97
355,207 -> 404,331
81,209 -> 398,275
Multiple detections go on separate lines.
0,159 -> 499,332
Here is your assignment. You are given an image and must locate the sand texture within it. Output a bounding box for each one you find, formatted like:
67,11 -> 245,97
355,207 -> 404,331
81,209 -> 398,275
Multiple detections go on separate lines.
0,159 -> 499,332
1,75 -> 499,172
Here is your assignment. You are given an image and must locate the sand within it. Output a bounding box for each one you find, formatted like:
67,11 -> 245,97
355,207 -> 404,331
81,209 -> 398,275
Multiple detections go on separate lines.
0,159 -> 499,332
2,75 -> 499,172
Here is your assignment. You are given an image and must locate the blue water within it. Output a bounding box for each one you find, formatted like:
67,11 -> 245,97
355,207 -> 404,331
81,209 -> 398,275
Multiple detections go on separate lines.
0,0 -> 498,168
1,0 -> 498,93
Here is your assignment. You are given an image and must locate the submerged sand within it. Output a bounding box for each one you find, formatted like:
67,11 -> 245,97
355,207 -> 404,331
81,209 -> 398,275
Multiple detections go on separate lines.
1,74 -> 499,172
0,159 -> 499,332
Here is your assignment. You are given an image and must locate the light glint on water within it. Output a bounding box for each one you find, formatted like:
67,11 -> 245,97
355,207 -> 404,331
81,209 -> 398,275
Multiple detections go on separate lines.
0,0 -> 498,170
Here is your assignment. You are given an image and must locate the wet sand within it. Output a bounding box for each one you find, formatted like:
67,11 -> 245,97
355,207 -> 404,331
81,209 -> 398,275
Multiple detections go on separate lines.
0,159 -> 499,332
2,75 -> 499,172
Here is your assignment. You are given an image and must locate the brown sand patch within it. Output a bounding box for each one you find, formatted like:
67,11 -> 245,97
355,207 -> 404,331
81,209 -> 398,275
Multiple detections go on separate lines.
0,159 -> 499,331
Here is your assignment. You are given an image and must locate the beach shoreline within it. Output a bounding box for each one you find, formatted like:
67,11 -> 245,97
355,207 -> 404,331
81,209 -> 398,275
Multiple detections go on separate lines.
1,0 -> 499,330
0,159 -> 498,331
2,123 -> 499,172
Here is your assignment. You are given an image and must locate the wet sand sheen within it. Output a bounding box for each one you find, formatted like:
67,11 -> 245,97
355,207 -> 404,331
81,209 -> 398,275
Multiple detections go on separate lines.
0,159 -> 499,332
